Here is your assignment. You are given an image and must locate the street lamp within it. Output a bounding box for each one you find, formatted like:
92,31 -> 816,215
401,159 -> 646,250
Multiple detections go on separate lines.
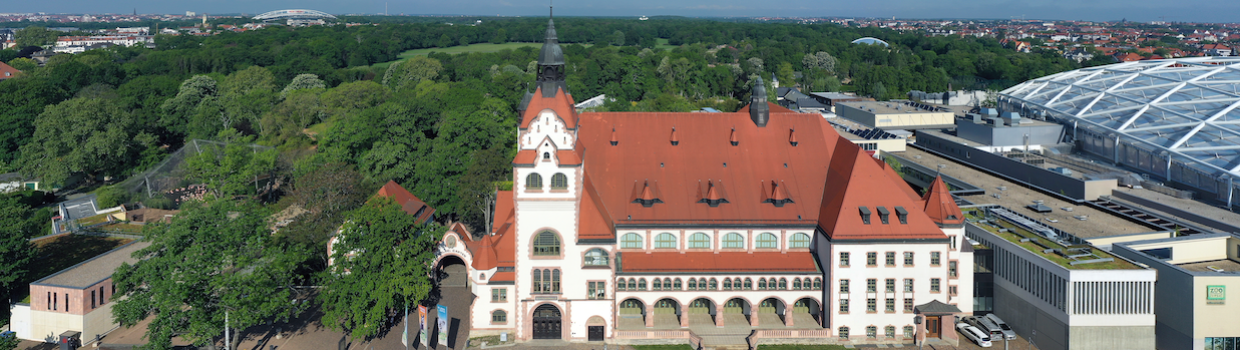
913,315 -> 922,350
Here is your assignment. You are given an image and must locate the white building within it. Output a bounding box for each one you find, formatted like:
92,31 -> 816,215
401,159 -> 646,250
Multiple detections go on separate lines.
433,15 -> 974,348
1112,233 -> 1240,350
965,206 -> 1157,350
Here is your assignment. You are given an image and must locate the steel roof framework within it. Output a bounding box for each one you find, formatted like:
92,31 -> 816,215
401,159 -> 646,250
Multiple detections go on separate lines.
253,9 -> 337,21
1001,57 -> 1240,177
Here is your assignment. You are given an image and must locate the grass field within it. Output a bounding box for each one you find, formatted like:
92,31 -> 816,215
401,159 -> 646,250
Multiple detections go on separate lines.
370,42 -> 545,69
655,38 -> 678,50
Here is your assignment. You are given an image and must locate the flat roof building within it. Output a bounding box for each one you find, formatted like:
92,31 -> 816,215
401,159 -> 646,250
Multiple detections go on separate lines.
837,101 -> 955,129
1112,233 -> 1240,350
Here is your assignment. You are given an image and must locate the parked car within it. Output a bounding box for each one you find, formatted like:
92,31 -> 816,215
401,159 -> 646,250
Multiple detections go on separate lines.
964,315 -> 1004,340
957,322 -> 993,348
983,314 -> 1018,340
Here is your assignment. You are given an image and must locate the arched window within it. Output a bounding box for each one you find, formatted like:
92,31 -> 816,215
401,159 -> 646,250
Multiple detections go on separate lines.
621,233 -> 643,249
723,278 -> 732,290
744,278 -> 753,290
552,270 -> 560,292
628,278 -> 636,290
526,173 -> 543,189
793,278 -> 802,290
688,232 -> 711,249
673,278 -> 682,290
584,248 -> 608,266
652,279 -> 662,290
655,233 -> 677,249
551,173 -> 568,189
664,278 -> 672,290
839,327 -> 850,340
688,279 -> 697,290
492,310 -> 507,323
813,278 -> 822,290
533,269 -> 542,293
638,278 -> 646,290
779,278 -> 788,290
709,278 -> 718,290
758,278 -> 767,290
722,233 -> 745,248
756,233 -> 778,249
617,278 -> 627,291
543,152 -> 550,159
789,233 -> 811,248
533,231 -> 561,256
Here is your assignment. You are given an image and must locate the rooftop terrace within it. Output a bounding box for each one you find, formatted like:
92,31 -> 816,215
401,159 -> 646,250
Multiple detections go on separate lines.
965,207 -> 1139,270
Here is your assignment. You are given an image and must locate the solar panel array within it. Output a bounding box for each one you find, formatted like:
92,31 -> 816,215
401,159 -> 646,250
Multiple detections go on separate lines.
849,128 -> 900,140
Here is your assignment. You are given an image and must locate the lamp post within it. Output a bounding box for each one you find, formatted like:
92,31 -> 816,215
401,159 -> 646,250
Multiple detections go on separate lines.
913,315 -> 922,350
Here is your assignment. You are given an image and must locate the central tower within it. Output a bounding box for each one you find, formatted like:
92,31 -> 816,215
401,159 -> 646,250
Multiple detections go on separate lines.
535,10 -> 569,97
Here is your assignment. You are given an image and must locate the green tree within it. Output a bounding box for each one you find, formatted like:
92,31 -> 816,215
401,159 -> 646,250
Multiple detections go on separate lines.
872,81 -> 888,100
776,62 -> 795,88
5,57 -> 35,71
112,198 -> 305,350
319,197 -> 445,339
19,97 -> 138,187
183,132 -> 278,198
160,75 -> 219,139
15,26 -> 58,48
382,56 -> 443,92
279,73 -> 326,99
490,28 -> 507,44
1,197 -> 37,324
456,147 -> 510,235
0,331 -> 18,350
320,80 -> 390,120
278,162 -> 370,268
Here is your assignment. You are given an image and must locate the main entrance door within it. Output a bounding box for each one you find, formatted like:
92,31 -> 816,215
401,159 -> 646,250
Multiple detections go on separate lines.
533,304 -> 562,339
925,316 -> 941,338
588,326 -> 604,341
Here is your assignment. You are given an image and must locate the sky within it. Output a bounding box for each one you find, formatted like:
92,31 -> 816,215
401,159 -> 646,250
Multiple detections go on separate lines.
8,0 -> 1240,24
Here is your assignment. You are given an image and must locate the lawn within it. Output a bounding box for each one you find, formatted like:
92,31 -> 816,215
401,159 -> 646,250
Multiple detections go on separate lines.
76,212 -> 114,227
370,42 -> 545,69
655,38 -> 678,50
756,345 -> 848,350
98,222 -> 145,234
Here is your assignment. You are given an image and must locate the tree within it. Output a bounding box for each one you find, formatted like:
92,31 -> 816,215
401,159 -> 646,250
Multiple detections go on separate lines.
5,57 -> 35,71
319,197 -> 445,339
19,97 -> 138,187
1,197 -> 37,325
15,26 -> 57,48
382,56 -> 443,92
802,51 -> 837,73
279,73 -> 326,99
279,162 -> 370,267
320,81 -> 389,120
611,30 -> 626,46
0,331 -> 17,350
776,62 -> 795,88
872,81 -> 888,100
456,148 -> 510,236
183,132 -> 278,198
160,75 -> 219,139
490,29 -> 507,44
112,198 -> 305,350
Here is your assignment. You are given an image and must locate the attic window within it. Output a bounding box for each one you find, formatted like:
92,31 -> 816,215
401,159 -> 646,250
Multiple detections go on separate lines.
859,206 -> 872,225
610,128 -> 618,146
789,129 -> 799,146
632,180 -> 663,208
730,128 -> 738,146
699,181 -> 729,207
671,127 -> 679,146
764,181 -> 794,207
543,152 -> 551,160
877,206 -> 890,224
894,206 -> 908,224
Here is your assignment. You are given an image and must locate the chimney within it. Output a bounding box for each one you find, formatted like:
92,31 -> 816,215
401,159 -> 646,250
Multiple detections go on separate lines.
750,77 -> 769,127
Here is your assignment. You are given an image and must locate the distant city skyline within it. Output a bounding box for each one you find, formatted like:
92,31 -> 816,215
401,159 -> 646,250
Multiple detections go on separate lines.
4,0 -> 1239,24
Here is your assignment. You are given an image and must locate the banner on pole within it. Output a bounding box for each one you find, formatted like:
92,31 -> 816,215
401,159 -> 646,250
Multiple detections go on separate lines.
437,305 -> 449,346
418,305 -> 429,347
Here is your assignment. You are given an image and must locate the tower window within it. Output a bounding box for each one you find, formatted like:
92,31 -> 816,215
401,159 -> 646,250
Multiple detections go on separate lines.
526,173 -> 543,189
551,173 -> 568,189
543,152 -> 550,160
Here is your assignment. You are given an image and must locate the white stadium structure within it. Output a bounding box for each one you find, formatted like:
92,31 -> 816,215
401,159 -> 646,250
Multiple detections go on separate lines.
1000,57 -> 1240,206
253,9 -> 337,25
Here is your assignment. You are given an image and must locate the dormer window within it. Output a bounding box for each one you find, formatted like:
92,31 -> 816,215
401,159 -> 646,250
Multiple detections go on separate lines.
895,206 -> 908,224
543,152 -> 551,160
877,206 -> 890,224
859,206 -> 871,225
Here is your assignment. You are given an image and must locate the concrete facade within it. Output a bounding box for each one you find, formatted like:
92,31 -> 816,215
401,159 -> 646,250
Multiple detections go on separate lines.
915,132 -> 1117,201
837,101 -> 955,129
956,120 -> 1064,149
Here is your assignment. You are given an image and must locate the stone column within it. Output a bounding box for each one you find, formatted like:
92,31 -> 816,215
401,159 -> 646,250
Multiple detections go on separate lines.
715,309 -> 725,327
645,305 -> 655,328
680,305 -> 689,327
749,309 -> 759,327
784,310 -> 794,327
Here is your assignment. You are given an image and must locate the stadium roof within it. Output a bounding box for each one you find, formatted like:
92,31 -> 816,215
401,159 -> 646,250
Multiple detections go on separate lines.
1001,57 -> 1240,178
851,37 -> 889,46
253,9 -> 337,21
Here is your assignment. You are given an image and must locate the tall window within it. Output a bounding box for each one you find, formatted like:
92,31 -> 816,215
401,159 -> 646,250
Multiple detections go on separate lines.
779,278 -> 787,290
584,248 -> 609,266
867,298 -> 877,313
492,288 -> 507,302
526,173 -> 543,189
838,327 -> 850,340
885,298 -> 895,312
904,252 -> 914,266
621,233 -> 643,249
756,233 -> 778,248
789,233 -> 810,248
492,310 -> 507,323
867,326 -> 877,339
638,278 -> 647,290
867,279 -> 877,292
793,278 -> 802,290
533,231 -> 561,256
723,233 -> 745,248
550,173 -> 568,189
904,298 -> 914,312
931,278 -> 941,292
588,281 -> 606,299
904,279 -> 914,292
532,269 -> 561,293
949,261 -> 958,277
744,278 -> 753,290
655,233 -> 677,249
839,298 -> 849,312
688,279 -> 697,290
840,252 -> 850,266
885,326 -> 896,338
814,278 -> 822,290
867,252 -> 877,266
758,278 -> 767,290
885,252 -> 896,266
689,233 -> 711,249
930,251 -> 941,266
886,279 -> 896,293
617,278 -> 627,291
904,326 -> 915,338
629,278 -> 637,290
673,278 -> 682,290
723,278 -> 732,290
653,279 -> 662,290
709,278 -> 717,290
840,279 -> 850,293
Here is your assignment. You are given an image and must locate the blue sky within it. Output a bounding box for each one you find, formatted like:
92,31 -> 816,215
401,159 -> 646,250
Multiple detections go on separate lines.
10,0 -> 1240,23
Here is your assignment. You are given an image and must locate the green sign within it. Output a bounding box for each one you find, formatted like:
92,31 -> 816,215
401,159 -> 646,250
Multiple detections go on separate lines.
1207,285 -> 1225,305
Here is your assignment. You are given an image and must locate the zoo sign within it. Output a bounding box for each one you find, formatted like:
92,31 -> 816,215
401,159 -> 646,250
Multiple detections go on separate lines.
1207,285 -> 1225,305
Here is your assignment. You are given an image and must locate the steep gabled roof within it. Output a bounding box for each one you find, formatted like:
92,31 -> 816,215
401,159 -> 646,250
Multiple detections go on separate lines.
376,180 -> 436,223
921,176 -> 964,227
816,143 -> 947,241
578,172 -> 615,241
0,61 -> 20,80
463,190 -> 516,271
520,85 -> 578,130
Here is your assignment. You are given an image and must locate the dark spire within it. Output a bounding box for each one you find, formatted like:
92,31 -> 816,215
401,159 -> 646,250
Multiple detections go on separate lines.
750,77 -> 769,127
535,4 -> 567,97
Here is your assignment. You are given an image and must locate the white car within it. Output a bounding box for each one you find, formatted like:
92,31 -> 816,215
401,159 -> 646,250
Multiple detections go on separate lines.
983,314 -> 1018,340
957,322 -> 993,348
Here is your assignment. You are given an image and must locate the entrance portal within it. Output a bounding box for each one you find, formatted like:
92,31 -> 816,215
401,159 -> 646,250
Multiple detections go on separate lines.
925,316 -> 941,338
532,304 -> 562,339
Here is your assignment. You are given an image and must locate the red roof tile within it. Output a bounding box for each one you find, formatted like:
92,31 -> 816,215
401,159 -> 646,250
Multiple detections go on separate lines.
520,85 -> 578,130
621,251 -> 819,273
922,176 -> 964,227
578,173 -> 615,241
376,180 -> 436,223
489,271 -> 515,282
464,190 -> 516,271
0,61 -> 20,80
816,144 -> 947,241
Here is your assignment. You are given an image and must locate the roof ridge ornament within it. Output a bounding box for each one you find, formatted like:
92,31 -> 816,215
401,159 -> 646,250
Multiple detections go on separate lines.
789,128 -> 798,146
610,127 -> 618,146
730,127 -> 738,146
671,127 -> 679,146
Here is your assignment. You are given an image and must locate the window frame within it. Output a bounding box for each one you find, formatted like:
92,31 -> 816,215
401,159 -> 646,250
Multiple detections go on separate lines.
584,248 -> 609,267
931,278 -> 941,293
885,252 -> 896,266
550,173 -> 569,189
904,252 -> 914,266
655,233 -> 678,249
722,233 -> 745,249
755,232 -> 778,249
931,251 -> 941,266
526,173 -> 543,190
688,232 -> 711,249
840,279 -> 850,293
789,233 -> 811,248
533,231 -> 562,257
840,251 -> 850,267
867,252 -> 877,266
620,233 -> 644,249
492,310 -> 507,324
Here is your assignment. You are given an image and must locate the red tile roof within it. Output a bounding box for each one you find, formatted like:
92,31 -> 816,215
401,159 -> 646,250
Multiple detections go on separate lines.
578,173 -> 615,241
877,157 -> 920,201
520,85 -> 578,130
464,190 -> 516,271
621,251 -> 819,273
0,61 -> 20,80
375,180 -> 436,223
489,271 -> 515,282
921,176 -> 964,227
816,144 -> 947,241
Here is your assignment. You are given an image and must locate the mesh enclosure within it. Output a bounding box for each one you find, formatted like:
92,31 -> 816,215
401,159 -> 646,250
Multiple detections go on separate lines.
116,139 -> 274,206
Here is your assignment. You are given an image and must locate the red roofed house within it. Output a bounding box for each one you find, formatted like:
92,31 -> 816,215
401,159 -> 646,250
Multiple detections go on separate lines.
0,60 -> 20,81
440,14 -> 972,347
327,180 -> 436,266
1203,43 -> 1232,57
